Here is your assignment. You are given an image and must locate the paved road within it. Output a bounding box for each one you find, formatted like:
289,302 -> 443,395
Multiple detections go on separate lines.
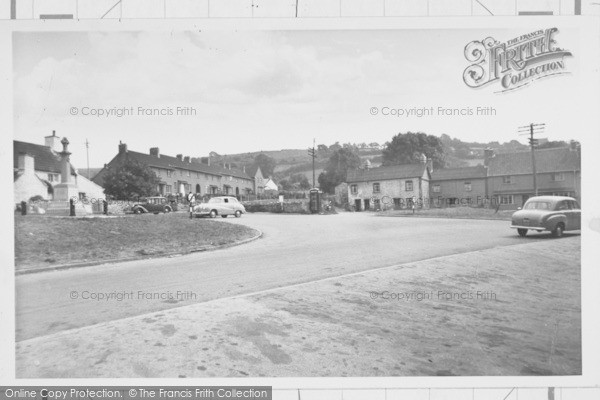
16,212 -> 557,341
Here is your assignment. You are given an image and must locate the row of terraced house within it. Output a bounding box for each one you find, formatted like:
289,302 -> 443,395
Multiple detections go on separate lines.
92,142 -> 267,199
344,144 -> 581,211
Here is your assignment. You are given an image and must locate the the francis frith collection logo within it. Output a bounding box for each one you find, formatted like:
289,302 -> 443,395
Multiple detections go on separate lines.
463,28 -> 572,92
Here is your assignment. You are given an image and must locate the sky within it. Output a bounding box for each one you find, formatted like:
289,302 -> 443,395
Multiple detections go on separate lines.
12,28 -> 588,169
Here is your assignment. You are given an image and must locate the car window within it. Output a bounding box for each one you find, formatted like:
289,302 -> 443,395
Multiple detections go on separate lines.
224,198 -> 229,203
572,201 -> 581,210
556,201 -> 569,210
208,198 -> 220,203
524,201 -> 550,210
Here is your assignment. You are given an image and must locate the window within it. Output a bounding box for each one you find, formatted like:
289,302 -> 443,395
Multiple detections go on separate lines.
187,170 -> 190,177
405,180 -> 413,191
350,184 -> 358,195
373,183 -> 380,193
552,173 -> 565,181
432,184 -> 440,193
499,195 -> 514,205
524,201 -> 550,210
167,170 -> 172,177
464,182 -> 472,192
165,185 -> 172,194
502,176 -> 513,184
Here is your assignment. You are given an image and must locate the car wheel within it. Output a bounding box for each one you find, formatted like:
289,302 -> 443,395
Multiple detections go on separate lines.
134,208 -> 143,214
164,207 -> 171,213
235,210 -> 242,218
517,228 -> 527,237
209,210 -> 217,218
552,223 -> 564,238
221,215 -> 228,218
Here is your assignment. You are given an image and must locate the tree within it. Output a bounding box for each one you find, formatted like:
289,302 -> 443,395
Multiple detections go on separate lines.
318,147 -> 361,194
328,142 -> 342,152
537,140 -> 569,149
103,158 -> 161,200
252,153 -> 277,178
382,132 -> 446,169
289,173 -> 311,190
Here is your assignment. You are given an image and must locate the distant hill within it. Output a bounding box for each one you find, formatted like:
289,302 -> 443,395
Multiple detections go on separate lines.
210,135 -> 575,183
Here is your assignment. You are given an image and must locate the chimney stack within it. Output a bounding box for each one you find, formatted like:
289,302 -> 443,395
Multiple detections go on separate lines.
176,154 -> 183,161
45,130 -> 61,152
150,147 -> 160,157
184,156 -> 190,163
484,148 -> 495,167
118,141 -> 128,154
17,153 -> 35,173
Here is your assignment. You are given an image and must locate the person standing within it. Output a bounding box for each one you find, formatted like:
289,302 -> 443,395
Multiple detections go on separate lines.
187,191 -> 196,219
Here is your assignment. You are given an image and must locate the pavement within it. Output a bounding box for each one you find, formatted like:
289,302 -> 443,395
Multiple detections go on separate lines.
16,236 -> 580,378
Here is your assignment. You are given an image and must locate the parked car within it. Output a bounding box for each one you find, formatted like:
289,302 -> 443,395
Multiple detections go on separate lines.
510,196 -> 581,237
193,196 -> 245,218
132,197 -> 173,214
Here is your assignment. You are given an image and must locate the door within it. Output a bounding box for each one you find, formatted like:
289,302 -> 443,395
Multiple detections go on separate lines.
557,200 -> 576,230
354,199 -> 361,211
364,199 -> 370,210
570,200 -> 581,230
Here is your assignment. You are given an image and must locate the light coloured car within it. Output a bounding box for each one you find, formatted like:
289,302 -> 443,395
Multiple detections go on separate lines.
510,196 -> 581,237
193,196 -> 246,218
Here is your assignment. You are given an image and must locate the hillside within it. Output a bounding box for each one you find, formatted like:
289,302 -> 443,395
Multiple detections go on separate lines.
211,135 -> 574,184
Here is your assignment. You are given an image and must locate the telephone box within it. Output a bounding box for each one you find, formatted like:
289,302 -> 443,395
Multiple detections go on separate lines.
309,188 -> 322,214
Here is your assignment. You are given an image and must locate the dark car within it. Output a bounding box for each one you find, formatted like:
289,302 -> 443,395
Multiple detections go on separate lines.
132,197 -> 173,214
511,196 -> 581,237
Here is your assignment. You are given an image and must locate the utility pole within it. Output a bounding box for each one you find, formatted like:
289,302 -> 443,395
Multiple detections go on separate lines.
11,0 -> 16,19
85,139 -> 90,180
519,123 -> 545,197
308,139 -> 316,188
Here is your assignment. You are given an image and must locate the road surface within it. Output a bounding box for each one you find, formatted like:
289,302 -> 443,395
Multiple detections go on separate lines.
16,212 -> 558,341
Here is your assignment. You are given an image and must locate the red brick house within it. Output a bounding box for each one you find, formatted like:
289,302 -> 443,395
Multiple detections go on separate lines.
430,165 -> 488,206
485,145 -> 581,209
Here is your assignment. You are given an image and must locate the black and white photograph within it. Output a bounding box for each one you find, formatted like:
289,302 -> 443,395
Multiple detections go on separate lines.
2,3 -> 600,400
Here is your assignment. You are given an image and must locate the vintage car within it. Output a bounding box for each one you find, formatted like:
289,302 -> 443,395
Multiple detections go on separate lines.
131,196 -> 173,214
510,196 -> 581,237
193,196 -> 245,218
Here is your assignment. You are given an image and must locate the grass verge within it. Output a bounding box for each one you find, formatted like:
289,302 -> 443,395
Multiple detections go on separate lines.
15,213 -> 258,271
